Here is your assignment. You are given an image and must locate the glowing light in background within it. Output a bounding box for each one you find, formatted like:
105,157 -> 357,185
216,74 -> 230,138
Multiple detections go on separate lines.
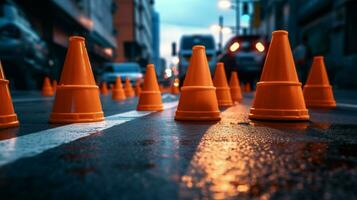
210,24 -> 221,33
165,68 -> 172,78
222,27 -> 232,35
255,42 -> 265,52
172,57 -> 179,65
103,48 -> 113,56
229,42 -> 240,52
240,14 -> 250,28
218,0 -> 232,10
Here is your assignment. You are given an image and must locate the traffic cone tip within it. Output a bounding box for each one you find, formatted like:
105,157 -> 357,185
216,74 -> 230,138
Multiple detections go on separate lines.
70,36 -> 85,41
273,30 -> 288,35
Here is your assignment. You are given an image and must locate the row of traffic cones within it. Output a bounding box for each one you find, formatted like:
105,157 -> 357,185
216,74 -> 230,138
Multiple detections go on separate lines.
0,36 -> 168,128
249,30 -> 335,121
0,30 -> 337,129
174,30 -> 336,121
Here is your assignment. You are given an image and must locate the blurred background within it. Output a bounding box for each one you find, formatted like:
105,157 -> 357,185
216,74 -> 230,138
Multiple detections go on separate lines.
0,0 -> 356,90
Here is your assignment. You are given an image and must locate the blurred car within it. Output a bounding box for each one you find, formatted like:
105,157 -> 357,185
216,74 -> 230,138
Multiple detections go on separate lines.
178,34 -> 217,83
219,35 -> 267,84
0,1 -> 50,89
101,62 -> 143,84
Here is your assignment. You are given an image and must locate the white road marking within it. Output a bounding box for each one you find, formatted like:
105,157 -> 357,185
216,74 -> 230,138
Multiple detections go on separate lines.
0,101 -> 178,167
12,93 -> 175,103
337,103 -> 357,109
13,97 -> 54,103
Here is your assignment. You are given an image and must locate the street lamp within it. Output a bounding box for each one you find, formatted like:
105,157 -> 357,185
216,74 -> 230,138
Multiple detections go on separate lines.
210,16 -> 233,51
210,24 -> 222,33
217,0 -> 240,35
218,0 -> 232,10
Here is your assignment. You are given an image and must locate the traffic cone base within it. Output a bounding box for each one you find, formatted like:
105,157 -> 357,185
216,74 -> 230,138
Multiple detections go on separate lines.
50,85 -> 104,123
0,113 -> 19,129
303,56 -> 336,108
230,87 -> 242,102
137,64 -> 163,111
125,88 -> 135,97
249,82 -> 309,121
137,91 -> 163,111
215,87 -> 233,106
49,36 -> 104,123
112,89 -> 126,100
303,85 -> 336,108
175,86 -> 220,121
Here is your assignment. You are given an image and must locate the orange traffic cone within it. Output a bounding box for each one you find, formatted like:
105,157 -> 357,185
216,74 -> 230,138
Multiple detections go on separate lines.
170,78 -> 180,94
42,77 -> 54,96
229,71 -> 242,103
137,64 -> 163,111
100,82 -> 109,95
135,79 -> 142,96
124,77 -> 135,98
159,84 -> 164,93
175,45 -> 220,121
245,83 -> 252,92
112,77 -> 126,101
52,80 -> 57,93
303,56 -> 336,108
49,36 -> 104,123
249,30 -> 309,121
109,84 -> 114,92
213,62 -> 233,107
0,62 -> 19,129
241,84 -> 245,92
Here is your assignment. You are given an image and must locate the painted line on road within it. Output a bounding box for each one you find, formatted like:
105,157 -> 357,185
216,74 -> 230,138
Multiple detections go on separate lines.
0,101 -> 178,167
337,103 -> 357,109
12,94 -> 175,103
13,97 -> 54,103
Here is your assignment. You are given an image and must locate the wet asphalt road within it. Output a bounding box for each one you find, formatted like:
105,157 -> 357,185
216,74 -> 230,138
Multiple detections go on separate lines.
0,90 -> 357,200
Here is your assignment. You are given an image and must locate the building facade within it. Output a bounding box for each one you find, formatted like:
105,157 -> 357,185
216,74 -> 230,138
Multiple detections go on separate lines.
114,0 -> 154,70
151,10 -> 162,76
14,0 -> 117,79
260,0 -> 357,88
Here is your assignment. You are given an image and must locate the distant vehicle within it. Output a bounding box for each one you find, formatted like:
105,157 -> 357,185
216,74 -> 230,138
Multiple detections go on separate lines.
219,35 -> 267,85
101,62 -> 143,84
0,1 -> 50,89
178,34 -> 217,83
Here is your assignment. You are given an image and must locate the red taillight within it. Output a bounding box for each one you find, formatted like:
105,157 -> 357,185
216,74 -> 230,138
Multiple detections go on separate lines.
255,42 -> 265,52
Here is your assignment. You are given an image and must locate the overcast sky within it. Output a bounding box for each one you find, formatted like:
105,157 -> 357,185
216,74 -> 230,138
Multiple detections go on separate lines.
155,0 -> 236,66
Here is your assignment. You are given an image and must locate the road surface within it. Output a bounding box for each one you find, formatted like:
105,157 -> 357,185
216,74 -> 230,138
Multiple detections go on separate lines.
0,90 -> 357,199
